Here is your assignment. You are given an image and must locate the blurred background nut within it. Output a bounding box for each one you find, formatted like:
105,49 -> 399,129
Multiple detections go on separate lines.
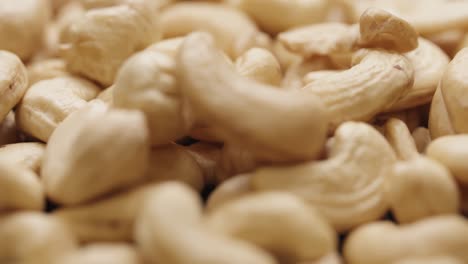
0,142 -> 46,174
57,243 -> 143,264
41,101 -> 150,205
16,76 -> 101,142
0,51 -> 28,123
0,212 -> 77,264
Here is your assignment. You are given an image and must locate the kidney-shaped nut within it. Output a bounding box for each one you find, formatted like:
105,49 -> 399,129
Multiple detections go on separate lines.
0,212 -> 77,264
426,135 -> 468,185
235,48 -> 282,86
344,215 -> 468,264
207,192 -> 337,263
57,243 -> 142,264
0,160 -> 44,213
54,183 -> 162,243
231,0 -> 331,34
0,142 -> 46,174
0,0 -> 51,60
159,2 -> 269,58
135,182 -> 276,264
178,32 -> 329,162
41,101 -> 150,205
251,122 -> 395,232
16,77 -> 100,142
0,51 -> 28,123
60,4 -> 159,86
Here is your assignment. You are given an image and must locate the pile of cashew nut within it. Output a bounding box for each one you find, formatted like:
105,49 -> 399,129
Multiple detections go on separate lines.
2,0 -> 468,263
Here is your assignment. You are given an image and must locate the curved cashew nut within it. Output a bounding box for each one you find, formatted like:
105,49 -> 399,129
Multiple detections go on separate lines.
0,160 -> 44,212
235,48 -> 282,86
135,182 -> 276,264
0,142 -> 45,174
384,118 -> 459,224
54,183 -> 162,243
429,86 -> 455,139
303,49 -> 413,128
16,77 -> 101,142
230,0 -> 331,34
344,215 -> 468,264
57,243 -> 142,264
0,51 -> 28,123
178,32 -> 329,162
159,2 -> 269,58
0,212 -> 77,264
251,122 -> 396,232
207,192 -> 337,262
41,101 -> 150,205
427,135 -> 468,185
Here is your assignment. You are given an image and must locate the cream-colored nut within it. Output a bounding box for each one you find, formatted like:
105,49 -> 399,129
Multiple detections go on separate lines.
96,85 -> 114,105
206,174 -> 252,211
0,112 -> 17,146
159,2 -> 267,58
251,122 -> 395,232
26,59 -> 69,86
303,70 -> 341,86
393,257 -> 464,264
0,160 -> 44,212
384,118 -> 420,160
57,243 -> 142,264
388,38 -> 449,111
271,40 -> 301,71
113,48 -> 186,145
231,0 -> 331,34
281,57 -> 333,90
16,77 -> 100,142
427,29 -> 465,57
178,32 -> 329,162
60,4 -> 159,86
145,37 -> 184,57
429,86 -> 455,139
0,212 -> 77,264
0,142 -> 45,174
41,101 -> 150,205
145,144 -> 204,191
0,51 -> 28,123
0,1 -> 51,60
344,215 -> 468,264
80,0 -> 173,11
303,49 -> 413,129
235,48 -> 282,86
54,183 -> 161,242
412,127 -> 431,153
207,192 -> 337,262
427,135 -> 468,185
135,182 -> 276,264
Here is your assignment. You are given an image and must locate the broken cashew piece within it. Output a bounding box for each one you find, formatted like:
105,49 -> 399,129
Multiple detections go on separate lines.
384,118 -> 459,224
251,122 -> 395,232
207,192 -> 337,263
178,32 -> 329,162
344,215 -> 468,264
135,182 -> 276,264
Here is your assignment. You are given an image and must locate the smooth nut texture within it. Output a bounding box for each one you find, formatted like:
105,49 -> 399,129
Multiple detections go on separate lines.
26,58 -> 69,86
42,101 -> 150,205
0,142 -> 46,173
206,174 -> 252,211
235,47 -> 282,86
57,243 -> 142,264
429,86 -> 455,139
0,51 -> 28,123
427,135 -> 468,184
16,77 -> 100,142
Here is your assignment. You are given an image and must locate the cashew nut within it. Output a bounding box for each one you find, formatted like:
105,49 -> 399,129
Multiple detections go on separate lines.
26,58 -> 69,86
235,47 -> 282,86
0,142 -> 45,174
393,257 -> 464,264
429,85 -> 455,139
412,127 -> 431,154
206,174 -> 252,211
57,243 -> 142,264
0,51 -> 28,123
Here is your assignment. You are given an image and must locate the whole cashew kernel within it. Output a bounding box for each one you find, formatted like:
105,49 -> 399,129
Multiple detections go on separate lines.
0,142 -> 45,174
207,192 -> 337,263
0,51 -> 28,123
251,122 -> 395,231
57,243 -> 142,264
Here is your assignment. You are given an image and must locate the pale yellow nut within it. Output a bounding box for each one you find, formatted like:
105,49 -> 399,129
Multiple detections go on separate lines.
0,142 -> 45,174
207,192 -> 337,263
230,0 -> 331,34
159,2 -> 268,58
412,127 -> 431,153
134,182 -> 276,264
206,174 -> 252,211
427,135 -> 468,185
145,37 -> 184,57
427,29 -> 465,57
429,86 -> 455,139
235,48 -> 282,86
41,101 -> 150,205
393,257 -> 464,264
96,85 -> 114,105
344,215 -> 468,264
251,122 -> 395,232
16,77 -> 100,142
60,4 -> 159,86
26,58 -> 69,86
0,212 -> 77,264
113,48 -> 186,146
178,32 -> 329,162
0,0 -> 51,60
271,40 -> 301,71
281,57 -> 333,90
0,112 -> 17,146
0,160 -> 44,212
145,144 -> 204,191
0,51 -> 28,123
303,49 -> 413,129
57,243 -> 142,264
384,118 -> 419,161
54,183 -> 162,243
